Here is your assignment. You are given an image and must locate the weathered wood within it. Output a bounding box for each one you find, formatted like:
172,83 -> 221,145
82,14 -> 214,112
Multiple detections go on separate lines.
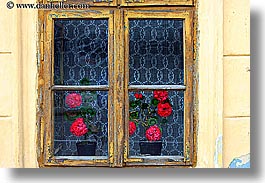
44,0 -> 117,6
40,10 -> 115,167
39,6 -> 196,168
112,9 -> 125,167
55,156 -> 108,160
120,0 -> 193,6
108,11 -> 115,167
51,85 -> 109,91
123,8 -> 195,166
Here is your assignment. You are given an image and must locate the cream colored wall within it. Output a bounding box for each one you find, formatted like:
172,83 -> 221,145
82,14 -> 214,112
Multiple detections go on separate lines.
0,0 -> 38,168
0,0 -> 250,168
0,3 -> 20,168
196,0 -> 224,168
223,0 -> 250,167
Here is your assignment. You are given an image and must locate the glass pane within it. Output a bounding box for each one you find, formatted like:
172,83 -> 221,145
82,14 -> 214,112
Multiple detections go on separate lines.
128,91 -> 184,156
129,19 -> 184,85
53,90 -> 108,156
54,19 -> 109,86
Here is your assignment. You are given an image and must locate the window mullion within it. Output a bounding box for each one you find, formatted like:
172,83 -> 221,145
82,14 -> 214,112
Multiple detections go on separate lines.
128,85 -> 186,91
51,85 -> 109,91
111,9 -> 125,167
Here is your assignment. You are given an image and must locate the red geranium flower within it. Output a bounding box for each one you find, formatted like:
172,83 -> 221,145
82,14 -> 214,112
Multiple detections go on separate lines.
153,90 -> 168,102
157,102 -> 172,117
70,118 -> 88,136
134,93 -> 143,99
65,93 -> 82,108
129,121 -> 136,136
145,125 -> 162,141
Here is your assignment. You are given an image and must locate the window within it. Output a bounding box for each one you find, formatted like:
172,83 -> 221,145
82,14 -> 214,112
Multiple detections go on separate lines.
38,1 -> 196,167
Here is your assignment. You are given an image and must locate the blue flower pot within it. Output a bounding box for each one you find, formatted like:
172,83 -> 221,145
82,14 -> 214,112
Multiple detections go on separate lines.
76,141 -> 96,156
139,141 -> 162,156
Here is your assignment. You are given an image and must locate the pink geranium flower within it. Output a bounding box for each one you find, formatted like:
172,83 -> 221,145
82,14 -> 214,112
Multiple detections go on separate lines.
153,90 -> 168,102
134,93 -> 143,99
157,102 -> 172,117
70,118 -> 88,136
129,121 -> 136,136
145,125 -> 162,141
65,93 -> 82,108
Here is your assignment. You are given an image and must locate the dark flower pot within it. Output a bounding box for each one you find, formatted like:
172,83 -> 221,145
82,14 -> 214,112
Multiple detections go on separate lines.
76,141 -> 96,156
139,141 -> 162,156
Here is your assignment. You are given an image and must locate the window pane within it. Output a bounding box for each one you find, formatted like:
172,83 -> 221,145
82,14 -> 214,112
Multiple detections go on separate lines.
128,91 -> 184,156
129,19 -> 184,85
54,19 -> 109,86
53,91 -> 108,156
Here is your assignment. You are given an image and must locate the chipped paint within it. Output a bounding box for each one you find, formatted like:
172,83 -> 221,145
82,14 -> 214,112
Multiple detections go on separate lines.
214,135 -> 223,168
125,0 -> 145,3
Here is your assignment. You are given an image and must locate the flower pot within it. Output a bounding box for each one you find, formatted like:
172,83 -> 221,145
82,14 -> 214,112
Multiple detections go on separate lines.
76,141 -> 96,156
139,141 -> 162,156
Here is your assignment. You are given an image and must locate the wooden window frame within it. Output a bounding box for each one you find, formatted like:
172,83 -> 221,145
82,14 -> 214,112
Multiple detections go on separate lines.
122,9 -> 195,167
120,0 -> 193,6
40,10 -> 115,167
38,6 -> 197,168
45,0 -> 118,7
44,0 -> 193,7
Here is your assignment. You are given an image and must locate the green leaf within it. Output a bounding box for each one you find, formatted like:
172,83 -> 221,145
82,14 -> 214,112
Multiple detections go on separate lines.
87,108 -> 96,117
161,118 -> 168,124
64,111 -> 80,121
90,91 -> 96,95
80,78 -> 90,85
129,111 -> 139,119
80,107 -> 88,115
90,91 -> 97,100
164,98 -> 172,106
64,113 -> 68,121
129,101 -> 137,109
90,110 -> 96,117
86,131 -> 92,135
89,124 -> 99,133
141,103 -> 149,109
135,100 -> 141,106
130,120 -> 139,127
151,99 -> 159,106
147,118 -> 157,126
150,110 -> 157,114
82,91 -> 97,103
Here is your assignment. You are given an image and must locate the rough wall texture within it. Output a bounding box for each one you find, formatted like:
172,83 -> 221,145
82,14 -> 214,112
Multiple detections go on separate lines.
0,0 -> 250,168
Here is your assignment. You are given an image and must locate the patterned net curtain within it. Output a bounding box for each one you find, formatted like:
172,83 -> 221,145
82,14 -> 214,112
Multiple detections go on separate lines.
128,19 -> 185,156
52,18 -> 185,157
53,19 -> 109,156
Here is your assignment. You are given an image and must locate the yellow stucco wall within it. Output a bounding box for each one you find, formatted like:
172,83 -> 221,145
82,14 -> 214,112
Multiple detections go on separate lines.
223,0 -> 250,167
0,3 -> 20,168
0,0 -> 250,168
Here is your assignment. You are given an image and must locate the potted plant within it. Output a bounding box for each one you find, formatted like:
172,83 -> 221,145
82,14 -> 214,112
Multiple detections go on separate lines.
64,78 -> 98,156
129,90 -> 173,156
